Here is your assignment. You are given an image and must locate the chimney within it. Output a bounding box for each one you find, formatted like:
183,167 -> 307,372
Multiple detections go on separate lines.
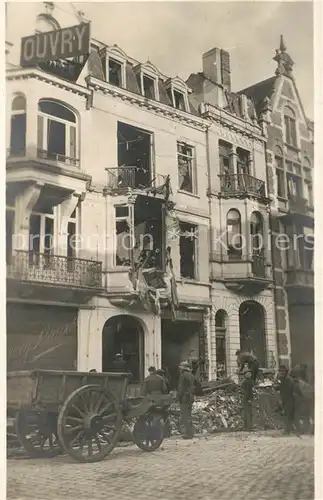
202,48 -> 231,91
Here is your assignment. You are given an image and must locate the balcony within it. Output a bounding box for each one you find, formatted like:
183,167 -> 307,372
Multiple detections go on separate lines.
285,267 -> 314,306
106,166 -> 171,200
210,253 -> 272,294
280,196 -> 314,226
37,149 -> 80,168
7,251 -> 102,303
218,174 -> 266,199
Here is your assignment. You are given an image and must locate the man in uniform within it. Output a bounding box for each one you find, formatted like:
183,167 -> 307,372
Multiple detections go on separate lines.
141,366 -> 167,396
111,353 -> 127,373
177,361 -> 195,439
277,365 -> 300,435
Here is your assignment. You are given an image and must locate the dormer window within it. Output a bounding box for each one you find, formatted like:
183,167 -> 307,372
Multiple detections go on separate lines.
109,58 -> 123,87
166,78 -> 189,112
143,75 -> 156,99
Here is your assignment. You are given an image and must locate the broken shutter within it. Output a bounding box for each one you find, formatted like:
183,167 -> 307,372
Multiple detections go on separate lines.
69,125 -> 77,161
197,224 -> 209,282
37,114 -> 44,151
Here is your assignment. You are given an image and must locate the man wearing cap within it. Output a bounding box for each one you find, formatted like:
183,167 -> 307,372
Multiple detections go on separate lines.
141,366 -> 167,396
277,365 -> 300,435
177,361 -> 195,439
111,353 -> 127,373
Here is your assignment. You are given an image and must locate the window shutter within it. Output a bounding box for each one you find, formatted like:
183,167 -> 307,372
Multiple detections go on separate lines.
69,125 -> 76,160
37,115 -> 44,151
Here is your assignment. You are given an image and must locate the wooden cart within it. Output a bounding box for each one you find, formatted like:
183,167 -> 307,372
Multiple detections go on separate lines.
7,370 -> 172,463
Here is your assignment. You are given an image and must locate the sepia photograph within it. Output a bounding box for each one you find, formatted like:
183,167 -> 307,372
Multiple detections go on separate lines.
5,1 -> 317,499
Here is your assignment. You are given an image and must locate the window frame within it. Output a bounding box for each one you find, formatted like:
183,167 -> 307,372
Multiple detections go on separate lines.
107,56 -> 125,88
29,208 -> 56,256
226,209 -> 242,259
177,141 -> 197,195
179,221 -> 198,280
114,204 -> 134,267
166,81 -> 189,112
10,94 -> 27,157
37,99 -> 79,166
283,107 -> 298,149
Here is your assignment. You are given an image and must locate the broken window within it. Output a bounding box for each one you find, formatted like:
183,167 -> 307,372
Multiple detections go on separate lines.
108,58 -> 123,87
117,122 -> 152,189
226,209 -> 242,259
236,148 -> 250,187
115,205 -> 132,266
133,197 -> 165,271
10,95 -> 26,156
37,99 -> 78,165
143,75 -> 155,99
177,142 -> 195,193
180,222 -> 197,279
173,90 -> 186,111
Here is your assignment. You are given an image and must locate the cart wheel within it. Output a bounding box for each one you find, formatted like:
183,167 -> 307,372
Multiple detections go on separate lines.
57,384 -> 122,463
15,409 -> 61,458
133,414 -> 164,452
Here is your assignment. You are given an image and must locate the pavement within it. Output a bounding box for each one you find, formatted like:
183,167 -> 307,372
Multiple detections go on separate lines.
7,431 -> 314,500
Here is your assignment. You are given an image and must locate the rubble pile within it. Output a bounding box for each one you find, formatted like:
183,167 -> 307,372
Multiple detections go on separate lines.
168,379 -> 285,435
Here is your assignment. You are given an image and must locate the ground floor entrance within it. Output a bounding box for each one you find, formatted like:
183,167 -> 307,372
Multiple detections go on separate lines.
239,300 -> 267,367
7,302 -> 78,371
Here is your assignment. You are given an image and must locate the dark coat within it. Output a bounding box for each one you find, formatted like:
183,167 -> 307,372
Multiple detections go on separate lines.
241,377 -> 254,402
111,359 -> 127,372
141,373 -> 167,396
177,370 -> 195,404
279,374 -> 296,410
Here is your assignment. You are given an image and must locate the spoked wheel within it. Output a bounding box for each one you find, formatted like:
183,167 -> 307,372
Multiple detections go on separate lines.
133,414 -> 164,452
57,385 -> 123,463
15,409 -> 61,458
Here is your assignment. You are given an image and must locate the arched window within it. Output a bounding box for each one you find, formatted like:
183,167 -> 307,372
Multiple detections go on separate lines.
37,99 -> 79,166
226,209 -> 242,259
284,106 -> 297,148
250,211 -> 264,254
215,310 -> 227,379
10,94 -> 26,156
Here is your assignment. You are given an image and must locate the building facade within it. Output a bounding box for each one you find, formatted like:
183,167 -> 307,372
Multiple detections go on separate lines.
240,36 -> 314,380
6,4 -> 313,386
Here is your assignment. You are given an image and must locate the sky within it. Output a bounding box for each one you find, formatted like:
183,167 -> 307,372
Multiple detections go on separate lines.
73,1 -> 313,118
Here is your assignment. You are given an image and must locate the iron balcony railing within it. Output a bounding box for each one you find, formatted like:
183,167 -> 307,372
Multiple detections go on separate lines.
288,196 -> 309,215
37,149 -> 80,167
7,251 -> 102,289
107,166 -> 169,192
285,268 -> 314,287
219,174 -> 266,198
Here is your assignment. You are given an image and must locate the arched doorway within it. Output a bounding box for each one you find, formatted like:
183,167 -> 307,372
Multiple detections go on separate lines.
215,310 -> 228,379
102,315 -> 144,383
239,301 -> 266,367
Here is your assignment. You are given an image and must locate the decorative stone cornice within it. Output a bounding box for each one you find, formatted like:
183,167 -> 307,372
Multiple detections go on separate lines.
200,102 -> 265,143
6,68 -> 92,98
86,75 -> 210,131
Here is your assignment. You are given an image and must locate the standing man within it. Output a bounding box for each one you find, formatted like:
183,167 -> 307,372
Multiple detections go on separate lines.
277,365 -> 300,436
241,369 -> 254,431
177,361 -> 195,439
141,366 -> 167,396
236,349 -> 260,383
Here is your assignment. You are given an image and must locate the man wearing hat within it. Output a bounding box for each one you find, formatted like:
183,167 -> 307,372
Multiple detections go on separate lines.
277,365 -> 300,435
177,361 -> 195,439
111,353 -> 127,373
241,368 -> 254,431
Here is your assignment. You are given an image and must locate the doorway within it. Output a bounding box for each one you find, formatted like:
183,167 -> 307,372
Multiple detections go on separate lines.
239,301 -> 266,367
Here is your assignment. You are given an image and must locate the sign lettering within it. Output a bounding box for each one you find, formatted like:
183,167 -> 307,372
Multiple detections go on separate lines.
20,22 -> 90,67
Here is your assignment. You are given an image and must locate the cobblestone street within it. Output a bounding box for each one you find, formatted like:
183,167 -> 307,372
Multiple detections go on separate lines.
7,432 -> 314,500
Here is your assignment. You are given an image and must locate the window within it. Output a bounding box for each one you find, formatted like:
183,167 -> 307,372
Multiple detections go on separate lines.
142,75 -> 155,99
179,222 -> 197,279
304,181 -> 313,207
115,205 -> 132,266
108,58 -> 122,87
284,107 -> 297,148
173,90 -> 186,111
226,209 -> 242,259
287,173 -> 302,198
29,207 -> 55,265
37,99 -> 78,166
177,142 -> 195,194
66,206 -> 80,270
236,148 -> 250,175
215,310 -> 227,379
250,212 -> 264,254
219,141 -> 233,175
275,156 -> 285,198
6,206 -> 15,263
10,95 -> 26,156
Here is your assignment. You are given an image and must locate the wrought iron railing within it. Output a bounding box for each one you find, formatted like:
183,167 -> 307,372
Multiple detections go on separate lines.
7,251 -> 102,289
219,174 -> 266,198
288,196 -> 309,215
107,166 -> 169,192
285,268 -> 314,287
37,149 -> 80,167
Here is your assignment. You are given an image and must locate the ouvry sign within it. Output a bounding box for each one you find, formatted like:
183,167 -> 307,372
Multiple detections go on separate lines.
20,23 -> 90,67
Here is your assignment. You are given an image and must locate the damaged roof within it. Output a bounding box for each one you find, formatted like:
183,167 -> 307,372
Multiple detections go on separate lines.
238,76 -> 277,116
